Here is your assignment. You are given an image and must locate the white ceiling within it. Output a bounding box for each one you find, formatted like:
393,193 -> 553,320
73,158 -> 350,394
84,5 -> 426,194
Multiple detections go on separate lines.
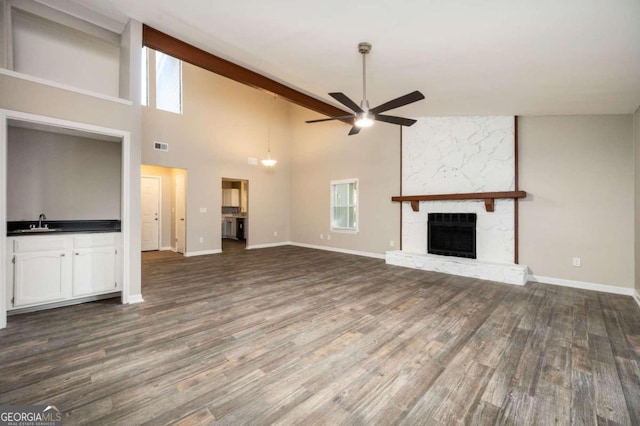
47,0 -> 640,116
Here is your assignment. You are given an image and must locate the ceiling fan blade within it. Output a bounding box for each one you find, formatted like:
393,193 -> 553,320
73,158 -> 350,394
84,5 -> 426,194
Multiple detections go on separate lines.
369,90 -> 425,114
374,114 -> 417,127
348,126 -> 361,136
329,92 -> 364,113
306,115 -> 354,124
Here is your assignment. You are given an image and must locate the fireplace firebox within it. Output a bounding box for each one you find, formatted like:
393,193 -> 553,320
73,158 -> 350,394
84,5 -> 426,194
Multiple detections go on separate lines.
428,213 -> 477,259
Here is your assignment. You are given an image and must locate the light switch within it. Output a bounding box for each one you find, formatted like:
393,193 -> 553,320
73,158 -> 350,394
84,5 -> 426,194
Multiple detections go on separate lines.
200,207 -> 207,213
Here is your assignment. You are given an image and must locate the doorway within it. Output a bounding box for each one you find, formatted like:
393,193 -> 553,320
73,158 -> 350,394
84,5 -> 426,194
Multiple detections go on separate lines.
175,173 -> 186,254
141,165 -> 187,254
221,178 -> 248,252
141,176 -> 160,251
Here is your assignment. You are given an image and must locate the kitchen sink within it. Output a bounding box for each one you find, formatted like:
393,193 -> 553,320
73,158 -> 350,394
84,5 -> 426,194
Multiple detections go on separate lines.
13,227 -> 62,233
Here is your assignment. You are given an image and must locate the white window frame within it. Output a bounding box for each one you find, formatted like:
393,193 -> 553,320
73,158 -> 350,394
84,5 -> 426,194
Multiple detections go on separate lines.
141,46 -> 148,106
330,178 -> 359,234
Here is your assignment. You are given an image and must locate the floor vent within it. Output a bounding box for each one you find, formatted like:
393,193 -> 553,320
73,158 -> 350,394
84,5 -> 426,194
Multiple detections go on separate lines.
154,141 -> 169,152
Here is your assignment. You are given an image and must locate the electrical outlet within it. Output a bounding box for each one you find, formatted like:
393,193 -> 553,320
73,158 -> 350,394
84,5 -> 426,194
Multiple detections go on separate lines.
390,240 -> 395,247
274,231 -> 278,237
320,234 -> 323,239
199,237 -> 204,243
327,234 -> 331,240
572,257 -> 581,267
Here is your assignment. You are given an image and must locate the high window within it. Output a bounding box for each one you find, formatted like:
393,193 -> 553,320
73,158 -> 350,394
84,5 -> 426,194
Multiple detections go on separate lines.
330,179 -> 358,232
155,51 -> 182,114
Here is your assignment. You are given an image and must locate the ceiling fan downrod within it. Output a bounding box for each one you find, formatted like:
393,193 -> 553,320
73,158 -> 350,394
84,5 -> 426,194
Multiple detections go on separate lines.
358,42 -> 372,112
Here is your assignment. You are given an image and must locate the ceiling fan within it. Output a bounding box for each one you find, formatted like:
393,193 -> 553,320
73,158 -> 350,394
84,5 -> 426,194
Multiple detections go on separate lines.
306,42 -> 425,135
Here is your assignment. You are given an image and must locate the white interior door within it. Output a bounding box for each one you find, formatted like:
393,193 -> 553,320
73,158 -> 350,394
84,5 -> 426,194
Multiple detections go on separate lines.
175,173 -> 186,254
141,176 -> 160,251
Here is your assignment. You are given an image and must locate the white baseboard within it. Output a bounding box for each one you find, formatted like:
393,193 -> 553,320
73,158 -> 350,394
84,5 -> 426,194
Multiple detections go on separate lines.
246,241 -> 292,250
528,274 -> 635,296
634,290 -> 640,308
160,246 -> 174,251
184,249 -> 222,257
127,294 -> 144,304
289,242 -> 385,260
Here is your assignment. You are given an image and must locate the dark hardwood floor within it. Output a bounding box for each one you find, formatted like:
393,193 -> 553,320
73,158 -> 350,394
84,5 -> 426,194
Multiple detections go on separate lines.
222,238 -> 246,253
1,246 -> 639,425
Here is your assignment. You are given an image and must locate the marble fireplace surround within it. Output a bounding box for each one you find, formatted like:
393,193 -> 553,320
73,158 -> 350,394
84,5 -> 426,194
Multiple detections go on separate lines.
385,116 -> 528,285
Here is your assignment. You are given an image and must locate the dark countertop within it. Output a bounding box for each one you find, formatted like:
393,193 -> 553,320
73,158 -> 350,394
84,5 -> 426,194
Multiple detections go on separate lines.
7,220 -> 121,236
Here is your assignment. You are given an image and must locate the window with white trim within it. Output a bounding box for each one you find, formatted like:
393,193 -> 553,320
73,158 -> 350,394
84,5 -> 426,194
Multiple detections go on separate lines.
155,51 -> 182,114
331,179 -> 358,232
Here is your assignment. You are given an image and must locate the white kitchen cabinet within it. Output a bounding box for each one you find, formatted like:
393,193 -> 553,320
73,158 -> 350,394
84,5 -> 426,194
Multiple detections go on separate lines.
72,234 -> 119,297
7,233 -> 121,311
13,249 -> 71,307
222,188 -> 240,207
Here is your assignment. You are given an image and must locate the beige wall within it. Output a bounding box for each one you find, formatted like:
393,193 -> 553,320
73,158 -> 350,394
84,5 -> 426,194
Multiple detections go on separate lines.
289,105 -> 401,255
142,51 -> 291,253
634,106 -> 640,294
519,115 -> 634,288
8,126 -> 122,221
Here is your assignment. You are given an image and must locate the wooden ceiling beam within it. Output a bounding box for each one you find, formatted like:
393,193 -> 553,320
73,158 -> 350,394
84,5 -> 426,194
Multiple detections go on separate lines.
142,25 -> 350,121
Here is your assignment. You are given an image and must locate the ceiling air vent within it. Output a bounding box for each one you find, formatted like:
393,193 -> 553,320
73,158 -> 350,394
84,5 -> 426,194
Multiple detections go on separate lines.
153,141 -> 168,152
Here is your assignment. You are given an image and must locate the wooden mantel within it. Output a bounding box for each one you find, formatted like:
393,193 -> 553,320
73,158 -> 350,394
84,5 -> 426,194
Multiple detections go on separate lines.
391,191 -> 527,212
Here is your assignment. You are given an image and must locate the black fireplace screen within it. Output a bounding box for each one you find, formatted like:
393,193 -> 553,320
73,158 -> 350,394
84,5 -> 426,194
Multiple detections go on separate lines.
428,213 -> 477,259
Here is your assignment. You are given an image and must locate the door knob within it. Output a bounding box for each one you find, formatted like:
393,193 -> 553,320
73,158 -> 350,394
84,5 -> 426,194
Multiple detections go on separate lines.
180,218 -> 185,221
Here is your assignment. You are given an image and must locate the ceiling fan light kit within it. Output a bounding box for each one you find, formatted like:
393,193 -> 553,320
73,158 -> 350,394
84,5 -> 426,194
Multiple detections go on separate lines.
355,113 -> 374,128
306,42 -> 425,135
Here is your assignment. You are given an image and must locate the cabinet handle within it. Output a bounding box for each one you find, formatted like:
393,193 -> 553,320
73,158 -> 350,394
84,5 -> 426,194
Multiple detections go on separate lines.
75,252 -> 79,255
60,253 -> 65,257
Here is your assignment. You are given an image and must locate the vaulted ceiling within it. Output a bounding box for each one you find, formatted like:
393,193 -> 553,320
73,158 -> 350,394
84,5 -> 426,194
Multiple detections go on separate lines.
46,0 -> 640,116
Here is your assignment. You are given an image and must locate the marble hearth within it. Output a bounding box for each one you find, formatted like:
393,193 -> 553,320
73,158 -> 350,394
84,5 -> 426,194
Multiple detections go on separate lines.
386,250 -> 528,285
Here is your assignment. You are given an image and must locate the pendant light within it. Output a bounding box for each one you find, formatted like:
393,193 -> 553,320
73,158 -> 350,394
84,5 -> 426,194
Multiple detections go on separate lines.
261,94 -> 277,167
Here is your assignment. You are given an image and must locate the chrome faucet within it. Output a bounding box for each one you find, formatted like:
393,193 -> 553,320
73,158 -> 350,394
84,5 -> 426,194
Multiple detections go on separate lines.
38,213 -> 47,228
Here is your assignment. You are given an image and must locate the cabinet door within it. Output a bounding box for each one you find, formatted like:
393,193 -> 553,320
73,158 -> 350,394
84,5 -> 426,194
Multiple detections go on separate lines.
14,250 -> 71,307
72,247 -> 117,297
230,189 -> 240,207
